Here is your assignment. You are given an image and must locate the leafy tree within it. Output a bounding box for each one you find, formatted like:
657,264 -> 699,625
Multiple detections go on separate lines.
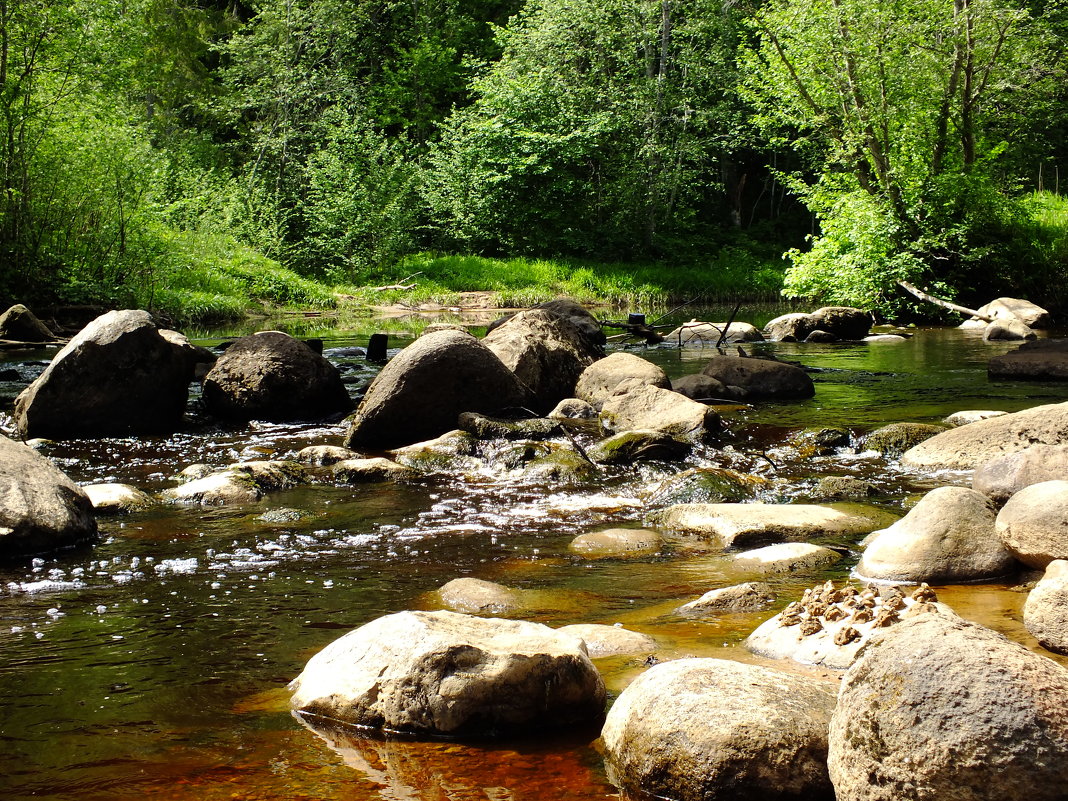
743,0 -> 1060,310
424,0 -> 753,260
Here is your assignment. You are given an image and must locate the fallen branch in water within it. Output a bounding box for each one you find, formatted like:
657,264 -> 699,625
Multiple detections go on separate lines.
896,280 -> 993,322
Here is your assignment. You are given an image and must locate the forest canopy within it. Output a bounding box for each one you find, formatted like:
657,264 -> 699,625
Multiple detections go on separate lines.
0,0 -> 1065,320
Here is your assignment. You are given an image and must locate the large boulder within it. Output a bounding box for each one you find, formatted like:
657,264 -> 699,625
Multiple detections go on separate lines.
995,480 -> 1068,569
983,318 -> 1036,341
700,355 -> 814,400
0,434 -> 97,556
486,298 -> 606,346
988,339 -> 1068,381
763,313 -> 817,342
969,297 -> 1053,329
973,444 -> 1068,503
901,401 -> 1068,469
202,331 -> 351,422
655,502 -> 893,548
602,657 -> 836,801
13,309 -> 194,438
483,308 -> 603,412
1023,559 -> 1068,654
574,352 -> 670,406
811,306 -> 872,340
856,487 -> 1016,583
288,610 -> 606,737
670,373 -> 734,402
828,613 -> 1068,801
599,384 -> 720,442
344,330 -> 531,450
0,304 -> 54,342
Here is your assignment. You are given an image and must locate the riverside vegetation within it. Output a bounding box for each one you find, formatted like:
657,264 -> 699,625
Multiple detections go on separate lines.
1,0 -> 1068,324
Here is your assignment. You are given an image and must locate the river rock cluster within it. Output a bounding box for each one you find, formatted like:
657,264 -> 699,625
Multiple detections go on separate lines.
5,296 -> 1068,801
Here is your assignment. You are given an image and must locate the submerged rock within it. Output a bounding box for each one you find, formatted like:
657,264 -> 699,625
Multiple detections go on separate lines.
14,309 -> 194,438
989,339 -> 1068,381
295,445 -> 360,466
655,502 -> 893,548
457,411 -> 559,441
555,623 -> 657,657
862,422 -> 946,457
733,543 -> 842,573
901,401 -> 1068,469
701,355 -> 814,400
345,330 -> 531,450
1023,559 -> 1068,654
436,577 -> 524,616
811,476 -> 876,502
828,614 -> 1068,801
857,487 -> 1015,583
0,434 -> 97,556
332,457 -> 415,483
676,582 -> 775,617
81,483 -> 155,515
995,480 -> 1068,569
645,467 -> 759,507
202,331 -> 352,422
568,528 -> 662,559
162,460 -> 306,506
391,430 -> 481,473
288,610 -> 606,737
586,430 -> 692,464
602,657 -> 836,801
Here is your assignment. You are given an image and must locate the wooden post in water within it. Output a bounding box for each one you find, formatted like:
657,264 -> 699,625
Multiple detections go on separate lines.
366,333 -> 388,362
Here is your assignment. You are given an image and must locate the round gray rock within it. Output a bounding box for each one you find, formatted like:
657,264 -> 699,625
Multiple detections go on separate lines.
345,330 -> 532,450
602,657 -> 836,801
828,613 -> 1068,801
203,331 -> 352,422
0,434 -> 97,556
857,486 -> 1015,583
289,610 -> 606,737
996,480 -> 1068,569
1023,559 -> 1068,654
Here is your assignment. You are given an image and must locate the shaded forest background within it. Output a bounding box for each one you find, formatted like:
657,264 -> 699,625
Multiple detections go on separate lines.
1,0 -> 1067,323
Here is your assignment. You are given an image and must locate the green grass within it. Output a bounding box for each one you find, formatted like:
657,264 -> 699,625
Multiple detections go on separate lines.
137,228 -> 337,325
335,248 -> 787,309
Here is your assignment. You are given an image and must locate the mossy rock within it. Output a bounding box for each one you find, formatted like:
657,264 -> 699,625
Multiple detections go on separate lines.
392,430 -> 482,472
523,445 -> 599,483
786,427 -> 852,458
864,423 -> 948,458
645,467 -> 761,507
587,430 -> 692,465
457,412 -> 560,441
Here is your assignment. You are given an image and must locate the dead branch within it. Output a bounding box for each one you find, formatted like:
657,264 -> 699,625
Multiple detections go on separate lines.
896,280 -> 993,322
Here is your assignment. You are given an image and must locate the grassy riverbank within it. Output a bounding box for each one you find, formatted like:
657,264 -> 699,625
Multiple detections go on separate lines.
144,248 -> 787,326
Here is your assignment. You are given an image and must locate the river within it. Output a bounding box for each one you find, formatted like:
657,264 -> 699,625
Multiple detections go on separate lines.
1,305 -> 1065,800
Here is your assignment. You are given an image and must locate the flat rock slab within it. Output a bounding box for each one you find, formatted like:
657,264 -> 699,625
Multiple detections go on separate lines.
656,502 -> 896,547
901,402 -> 1068,470
289,610 -> 606,737
568,528 -> 662,559
733,543 -> 843,573
556,624 -> 657,657
989,340 -> 1068,380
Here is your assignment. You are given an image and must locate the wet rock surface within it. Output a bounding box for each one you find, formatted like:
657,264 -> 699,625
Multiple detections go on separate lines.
828,613 -> 1068,801
289,610 -> 606,737
676,581 -> 775,617
602,657 -> 836,801
700,355 -> 815,400
0,434 -> 97,556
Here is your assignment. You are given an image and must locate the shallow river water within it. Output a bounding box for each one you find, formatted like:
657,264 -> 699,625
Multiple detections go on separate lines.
1,306 -> 1067,800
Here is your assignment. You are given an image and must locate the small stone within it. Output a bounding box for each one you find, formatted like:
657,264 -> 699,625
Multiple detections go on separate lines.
833,626 -> 861,646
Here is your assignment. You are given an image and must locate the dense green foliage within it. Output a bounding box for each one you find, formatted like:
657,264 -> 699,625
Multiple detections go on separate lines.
0,0 -> 1065,321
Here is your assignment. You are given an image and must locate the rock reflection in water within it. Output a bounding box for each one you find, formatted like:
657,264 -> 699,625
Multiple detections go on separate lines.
294,714 -> 615,801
